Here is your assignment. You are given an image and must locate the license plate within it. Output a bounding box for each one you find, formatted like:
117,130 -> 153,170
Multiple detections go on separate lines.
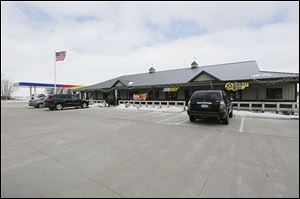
201,104 -> 208,108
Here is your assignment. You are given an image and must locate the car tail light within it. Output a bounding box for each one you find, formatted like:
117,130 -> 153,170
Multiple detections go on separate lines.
219,100 -> 226,111
187,100 -> 191,110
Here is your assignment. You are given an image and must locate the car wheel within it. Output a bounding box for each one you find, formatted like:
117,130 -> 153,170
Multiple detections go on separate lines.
55,103 -> 63,110
38,103 -> 44,108
223,113 -> 229,125
229,110 -> 233,118
81,102 -> 88,108
189,116 -> 196,122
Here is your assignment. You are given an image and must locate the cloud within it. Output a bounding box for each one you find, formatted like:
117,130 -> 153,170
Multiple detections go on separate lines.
1,1 -> 299,97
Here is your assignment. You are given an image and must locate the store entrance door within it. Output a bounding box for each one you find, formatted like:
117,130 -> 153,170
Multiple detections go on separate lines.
185,90 -> 192,104
103,92 -> 109,105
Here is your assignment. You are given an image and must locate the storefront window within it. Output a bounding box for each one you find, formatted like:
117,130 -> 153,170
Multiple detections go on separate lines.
165,92 -> 177,100
148,90 -> 159,100
226,90 -> 242,100
266,88 -> 282,99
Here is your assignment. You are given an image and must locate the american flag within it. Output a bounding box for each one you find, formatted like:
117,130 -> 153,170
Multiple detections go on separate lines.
56,51 -> 66,61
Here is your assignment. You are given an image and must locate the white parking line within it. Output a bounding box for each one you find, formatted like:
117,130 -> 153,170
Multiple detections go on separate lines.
239,116 -> 245,133
175,119 -> 190,125
156,115 -> 181,124
125,111 -> 157,119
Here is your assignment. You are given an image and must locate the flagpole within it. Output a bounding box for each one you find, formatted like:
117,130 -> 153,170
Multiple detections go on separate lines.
54,51 -> 56,94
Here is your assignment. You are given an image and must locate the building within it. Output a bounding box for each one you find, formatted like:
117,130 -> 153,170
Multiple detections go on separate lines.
78,60 -> 299,105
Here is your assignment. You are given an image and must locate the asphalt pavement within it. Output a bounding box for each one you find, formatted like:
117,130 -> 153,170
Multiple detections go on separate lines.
1,102 -> 299,197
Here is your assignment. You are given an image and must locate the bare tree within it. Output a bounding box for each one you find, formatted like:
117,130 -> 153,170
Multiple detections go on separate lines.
1,74 -> 15,100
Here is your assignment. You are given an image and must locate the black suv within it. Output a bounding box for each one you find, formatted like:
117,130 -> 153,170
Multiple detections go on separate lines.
45,94 -> 89,110
187,90 -> 233,124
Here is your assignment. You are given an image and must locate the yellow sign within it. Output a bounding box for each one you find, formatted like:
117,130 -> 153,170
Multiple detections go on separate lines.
163,87 -> 179,92
225,82 -> 249,91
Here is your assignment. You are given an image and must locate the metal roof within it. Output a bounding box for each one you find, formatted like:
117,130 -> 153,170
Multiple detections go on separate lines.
250,71 -> 299,79
80,61 -> 299,91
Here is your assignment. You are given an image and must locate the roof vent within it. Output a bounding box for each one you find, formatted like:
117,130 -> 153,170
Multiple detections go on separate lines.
149,67 -> 155,73
191,61 -> 198,69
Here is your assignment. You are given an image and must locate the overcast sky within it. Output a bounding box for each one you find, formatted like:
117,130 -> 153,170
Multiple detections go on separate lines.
1,1 -> 299,96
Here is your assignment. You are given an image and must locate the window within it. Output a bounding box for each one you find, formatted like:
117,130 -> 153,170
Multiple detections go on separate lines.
165,92 -> 177,100
266,88 -> 282,99
148,90 -> 154,100
191,91 -> 222,101
155,91 -> 159,100
57,94 -> 68,98
226,90 -> 242,100
71,95 -> 79,99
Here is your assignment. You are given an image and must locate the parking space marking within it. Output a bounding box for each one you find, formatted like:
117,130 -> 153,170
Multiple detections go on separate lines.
175,119 -> 190,125
239,116 -> 245,133
122,111 -> 157,119
155,115 -> 183,124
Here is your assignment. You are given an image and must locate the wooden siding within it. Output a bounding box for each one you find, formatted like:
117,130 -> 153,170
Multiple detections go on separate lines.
114,82 -> 125,87
242,83 -> 296,101
193,73 -> 215,81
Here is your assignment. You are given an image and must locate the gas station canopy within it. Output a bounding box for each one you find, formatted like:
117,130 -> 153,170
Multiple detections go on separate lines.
14,82 -> 84,89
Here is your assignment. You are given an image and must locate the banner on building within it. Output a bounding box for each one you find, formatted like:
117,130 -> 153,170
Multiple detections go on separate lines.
163,87 -> 179,92
133,93 -> 147,100
225,82 -> 249,91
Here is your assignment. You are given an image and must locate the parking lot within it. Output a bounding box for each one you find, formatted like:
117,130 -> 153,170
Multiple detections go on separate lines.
1,102 -> 299,198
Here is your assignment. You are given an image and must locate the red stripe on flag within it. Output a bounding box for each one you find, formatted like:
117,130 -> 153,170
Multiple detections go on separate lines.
56,51 -> 66,61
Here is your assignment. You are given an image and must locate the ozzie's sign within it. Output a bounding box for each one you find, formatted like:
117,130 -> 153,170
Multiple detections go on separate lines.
225,82 -> 249,91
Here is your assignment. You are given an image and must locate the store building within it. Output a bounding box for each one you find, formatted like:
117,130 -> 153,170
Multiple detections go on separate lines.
77,60 -> 299,105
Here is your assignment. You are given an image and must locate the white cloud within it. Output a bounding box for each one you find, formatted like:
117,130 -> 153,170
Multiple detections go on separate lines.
1,1 -> 299,97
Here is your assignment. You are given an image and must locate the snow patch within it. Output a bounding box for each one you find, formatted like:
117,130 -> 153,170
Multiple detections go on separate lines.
89,102 -> 108,108
251,73 -> 272,79
233,110 -> 298,119
115,104 -> 185,113
116,104 -> 298,118
1,98 -> 29,103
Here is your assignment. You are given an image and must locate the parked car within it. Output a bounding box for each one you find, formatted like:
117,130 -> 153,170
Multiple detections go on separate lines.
28,97 -> 46,108
187,90 -> 233,124
45,94 -> 89,110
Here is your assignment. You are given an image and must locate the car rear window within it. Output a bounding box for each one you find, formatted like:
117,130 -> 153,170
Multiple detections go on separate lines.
191,91 -> 222,101
54,94 -> 67,98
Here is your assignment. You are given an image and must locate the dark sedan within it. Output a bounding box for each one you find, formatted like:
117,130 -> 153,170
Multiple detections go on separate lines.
45,94 -> 89,110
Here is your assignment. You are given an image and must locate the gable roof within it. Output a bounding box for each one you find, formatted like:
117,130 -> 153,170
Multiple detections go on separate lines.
79,60 -> 298,91
189,70 -> 220,82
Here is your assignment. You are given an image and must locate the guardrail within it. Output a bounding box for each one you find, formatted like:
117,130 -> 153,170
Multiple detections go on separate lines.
87,100 -> 107,107
232,101 -> 299,114
118,100 -> 186,109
